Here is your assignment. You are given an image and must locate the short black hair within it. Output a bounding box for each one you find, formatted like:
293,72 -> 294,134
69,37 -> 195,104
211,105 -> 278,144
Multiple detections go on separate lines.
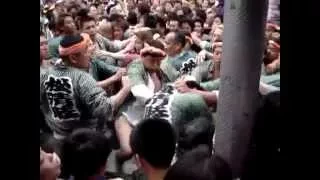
180,17 -> 195,30
79,15 -> 96,29
138,2 -> 151,16
130,119 -> 177,168
127,11 -> 138,25
194,17 -> 204,27
61,129 -> 112,179
155,15 -> 166,28
164,145 -> 232,180
173,31 -> 186,47
60,34 -> 83,48
195,8 -> 207,22
144,14 -> 157,29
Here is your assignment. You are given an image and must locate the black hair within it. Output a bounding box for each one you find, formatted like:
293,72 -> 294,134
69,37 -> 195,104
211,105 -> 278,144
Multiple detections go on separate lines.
155,16 -> 166,28
79,15 -> 96,29
77,8 -> 89,18
180,17 -> 195,30
144,14 -> 157,29
137,2 -> 151,16
61,128 -> 112,180
108,13 -> 125,23
182,6 -> 192,16
167,12 -> 180,27
194,17 -> 204,27
60,34 -> 83,48
195,8 -> 207,22
164,145 -> 232,180
214,14 -> 224,23
127,11 -> 138,25
130,119 -> 176,168
173,31 -> 186,48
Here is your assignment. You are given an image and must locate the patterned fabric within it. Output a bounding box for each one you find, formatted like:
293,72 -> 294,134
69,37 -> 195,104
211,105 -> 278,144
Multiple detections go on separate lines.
144,84 -> 215,157
167,51 -> 197,71
119,60 -> 171,125
40,64 -> 113,138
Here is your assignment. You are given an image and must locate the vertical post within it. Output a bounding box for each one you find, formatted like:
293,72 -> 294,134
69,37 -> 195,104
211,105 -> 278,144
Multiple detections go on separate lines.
215,0 -> 268,178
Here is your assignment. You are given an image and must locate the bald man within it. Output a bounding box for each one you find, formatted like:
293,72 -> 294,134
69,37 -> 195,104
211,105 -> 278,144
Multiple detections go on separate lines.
98,20 -> 114,40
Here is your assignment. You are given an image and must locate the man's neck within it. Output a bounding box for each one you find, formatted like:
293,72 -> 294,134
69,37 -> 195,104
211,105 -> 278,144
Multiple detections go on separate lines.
169,50 -> 183,58
90,34 -> 97,41
146,168 -> 168,180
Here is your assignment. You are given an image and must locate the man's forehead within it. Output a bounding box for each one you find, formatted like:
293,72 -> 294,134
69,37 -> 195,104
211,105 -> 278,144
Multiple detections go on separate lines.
40,36 -> 47,42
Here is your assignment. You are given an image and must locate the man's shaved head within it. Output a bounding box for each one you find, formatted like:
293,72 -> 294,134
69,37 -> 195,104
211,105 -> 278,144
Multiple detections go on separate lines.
98,20 -> 113,39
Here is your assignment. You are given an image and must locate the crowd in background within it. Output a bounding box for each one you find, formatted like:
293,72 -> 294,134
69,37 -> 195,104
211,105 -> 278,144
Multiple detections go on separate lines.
40,0 -> 280,179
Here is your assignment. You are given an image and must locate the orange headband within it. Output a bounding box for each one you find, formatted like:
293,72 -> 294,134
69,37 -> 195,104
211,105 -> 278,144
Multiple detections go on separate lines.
59,33 -> 92,56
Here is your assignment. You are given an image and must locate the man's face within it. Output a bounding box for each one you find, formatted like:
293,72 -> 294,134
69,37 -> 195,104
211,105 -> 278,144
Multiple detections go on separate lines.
88,6 -> 98,19
181,22 -> 192,34
202,0 -> 209,9
213,47 -> 222,62
174,2 -> 182,11
213,17 -> 222,26
164,32 -> 180,56
63,16 -> 77,34
40,148 -> 61,180
40,36 -> 49,60
168,20 -> 179,32
113,25 -> 124,40
99,22 -> 113,40
194,22 -> 203,34
134,38 -> 144,52
82,20 -> 97,38
142,55 -> 164,72
69,45 -> 93,69
212,28 -> 223,42
165,3 -> 173,12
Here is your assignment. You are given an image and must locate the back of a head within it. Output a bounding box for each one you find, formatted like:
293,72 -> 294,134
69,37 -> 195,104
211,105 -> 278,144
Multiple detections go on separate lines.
143,14 -> 157,29
61,128 -> 111,180
127,11 -> 138,26
164,145 -> 232,180
130,119 -> 177,169
173,31 -> 187,48
60,34 -> 84,52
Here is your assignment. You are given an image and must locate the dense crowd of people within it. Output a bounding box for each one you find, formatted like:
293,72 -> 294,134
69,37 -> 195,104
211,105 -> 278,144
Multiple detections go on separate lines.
40,0 -> 280,179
